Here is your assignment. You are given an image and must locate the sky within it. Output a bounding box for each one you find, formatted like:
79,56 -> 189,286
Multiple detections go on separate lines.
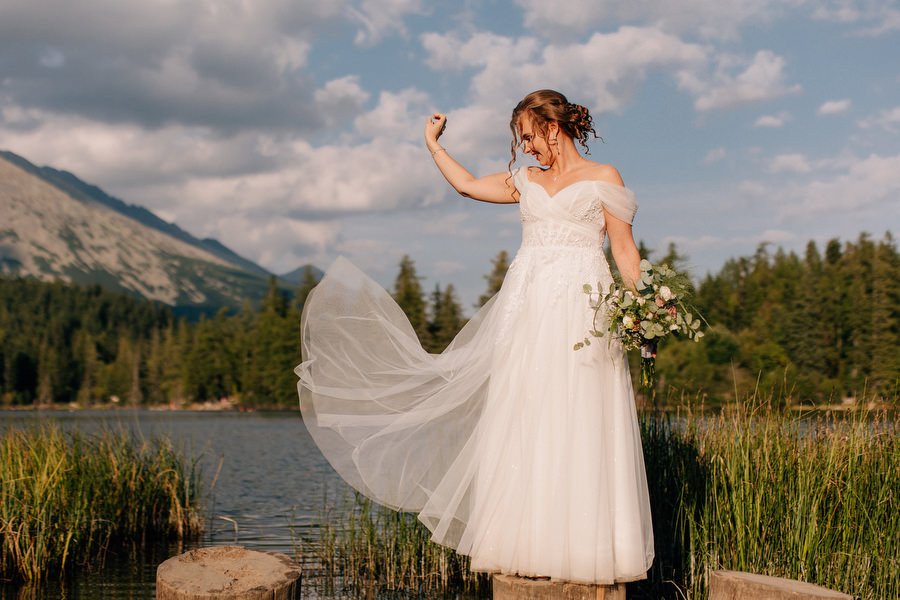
1,0 -> 899,311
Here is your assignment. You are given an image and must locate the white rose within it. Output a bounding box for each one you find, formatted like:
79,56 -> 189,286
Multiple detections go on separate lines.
623,315 -> 635,329
659,285 -> 674,301
636,296 -> 646,306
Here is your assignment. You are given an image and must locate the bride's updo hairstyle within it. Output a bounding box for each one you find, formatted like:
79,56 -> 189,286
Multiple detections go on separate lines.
509,90 -> 598,168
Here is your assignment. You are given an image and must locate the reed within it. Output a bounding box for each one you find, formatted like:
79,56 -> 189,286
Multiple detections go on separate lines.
641,400 -> 900,600
0,425 -> 203,581
297,491 -> 490,596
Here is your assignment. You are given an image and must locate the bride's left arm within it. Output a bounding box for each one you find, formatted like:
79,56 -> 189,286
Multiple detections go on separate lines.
606,214 -> 641,291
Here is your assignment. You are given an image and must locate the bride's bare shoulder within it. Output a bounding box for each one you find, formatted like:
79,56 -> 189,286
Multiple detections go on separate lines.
586,162 -> 625,187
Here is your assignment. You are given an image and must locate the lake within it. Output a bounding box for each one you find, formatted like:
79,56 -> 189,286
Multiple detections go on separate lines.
0,409 -> 347,599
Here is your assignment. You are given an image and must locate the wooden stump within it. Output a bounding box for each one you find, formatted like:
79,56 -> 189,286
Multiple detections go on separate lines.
156,546 -> 301,600
492,573 -> 625,600
709,570 -> 852,600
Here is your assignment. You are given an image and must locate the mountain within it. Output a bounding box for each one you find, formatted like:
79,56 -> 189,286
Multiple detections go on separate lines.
279,264 -> 324,285
0,150 -> 292,311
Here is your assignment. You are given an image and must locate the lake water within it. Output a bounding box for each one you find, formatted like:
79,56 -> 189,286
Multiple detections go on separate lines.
0,409 -> 349,599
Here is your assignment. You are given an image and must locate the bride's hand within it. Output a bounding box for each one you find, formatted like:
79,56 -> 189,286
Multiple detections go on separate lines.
425,113 -> 447,147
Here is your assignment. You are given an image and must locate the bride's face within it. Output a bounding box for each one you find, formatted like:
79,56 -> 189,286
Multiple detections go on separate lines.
517,116 -> 556,167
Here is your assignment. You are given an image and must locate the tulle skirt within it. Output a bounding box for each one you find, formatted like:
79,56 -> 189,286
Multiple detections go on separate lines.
296,248 -> 654,584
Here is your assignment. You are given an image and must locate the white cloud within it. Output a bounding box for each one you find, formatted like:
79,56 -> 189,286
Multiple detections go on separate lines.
812,0 -> 900,35
336,239 -> 405,273
423,26 -> 708,115
315,76 -> 371,127
754,112 -> 791,127
857,107 -> 900,133
514,0 -> 804,41
347,0 -> 426,45
685,50 -> 802,111
779,152 -> 900,218
702,147 -> 727,164
769,153 -> 813,173
818,99 -> 851,115
212,215 -> 342,274
354,88 -> 432,141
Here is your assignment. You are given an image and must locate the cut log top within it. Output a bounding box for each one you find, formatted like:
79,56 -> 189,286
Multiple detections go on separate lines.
156,546 -> 301,600
709,570 -> 853,600
492,574 -> 625,600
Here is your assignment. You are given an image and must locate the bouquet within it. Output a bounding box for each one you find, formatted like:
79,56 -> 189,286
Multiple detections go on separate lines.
574,259 -> 705,389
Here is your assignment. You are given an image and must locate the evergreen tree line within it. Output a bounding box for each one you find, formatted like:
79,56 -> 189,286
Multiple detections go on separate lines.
0,255 -> 507,408
658,232 -> 900,404
2,233 -> 897,408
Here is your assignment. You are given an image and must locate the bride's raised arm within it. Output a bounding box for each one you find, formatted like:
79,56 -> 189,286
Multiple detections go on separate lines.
425,113 -> 519,204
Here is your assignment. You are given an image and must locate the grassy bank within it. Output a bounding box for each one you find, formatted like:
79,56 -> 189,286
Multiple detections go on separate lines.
304,401 -> 899,599
0,425 -> 203,581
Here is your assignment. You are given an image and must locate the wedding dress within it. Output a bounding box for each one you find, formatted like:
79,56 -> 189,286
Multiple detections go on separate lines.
295,166 -> 654,584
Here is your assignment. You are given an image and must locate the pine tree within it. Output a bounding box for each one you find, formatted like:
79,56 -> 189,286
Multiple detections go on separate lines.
429,284 -> 464,352
294,265 -> 320,311
393,255 -> 431,347
478,250 -> 509,307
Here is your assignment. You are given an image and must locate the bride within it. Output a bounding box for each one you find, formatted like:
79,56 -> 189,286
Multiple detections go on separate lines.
296,89 -> 654,585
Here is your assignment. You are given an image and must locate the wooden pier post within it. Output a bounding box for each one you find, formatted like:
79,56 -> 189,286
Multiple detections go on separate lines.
709,570 -> 852,600
156,546 -> 301,600
492,574 -> 625,600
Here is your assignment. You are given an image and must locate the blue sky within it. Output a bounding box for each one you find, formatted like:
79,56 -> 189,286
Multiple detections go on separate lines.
1,0 -> 899,309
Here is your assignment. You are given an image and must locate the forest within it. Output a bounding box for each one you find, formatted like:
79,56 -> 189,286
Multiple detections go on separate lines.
1,232 -> 898,408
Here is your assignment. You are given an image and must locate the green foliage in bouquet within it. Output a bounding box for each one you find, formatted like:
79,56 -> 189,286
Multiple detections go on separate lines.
574,259 -> 705,388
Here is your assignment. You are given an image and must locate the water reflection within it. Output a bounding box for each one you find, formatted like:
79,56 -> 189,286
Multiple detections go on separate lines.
0,409 -> 345,599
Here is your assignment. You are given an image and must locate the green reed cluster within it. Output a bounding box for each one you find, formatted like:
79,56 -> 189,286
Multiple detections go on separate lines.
641,402 -> 900,600
298,491 -> 489,597
0,425 -> 203,581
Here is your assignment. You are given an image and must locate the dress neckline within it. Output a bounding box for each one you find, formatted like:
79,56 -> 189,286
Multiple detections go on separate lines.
526,178 -> 627,200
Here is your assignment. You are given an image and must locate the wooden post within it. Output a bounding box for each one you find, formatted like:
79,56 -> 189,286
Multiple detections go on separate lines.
709,570 -> 852,600
492,574 -> 625,600
156,546 -> 301,600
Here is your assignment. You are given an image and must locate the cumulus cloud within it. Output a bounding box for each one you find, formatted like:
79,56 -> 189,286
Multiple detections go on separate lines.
354,88 -> 432,141
315,76 -> 371,127
0,0 -> 367,133
754,111 -> 791,127
857,107 -> 900,133
423,26 -> 708,114
347,0 -> 426,46
514,0 -> 804,41
702,147 -> 727,164
818,99 -> 851,115
812,0 -> 900,35
778,152 -> 900,219
769,153 -> 813,174
212,214 -> 342,275
682,50 -> 802,111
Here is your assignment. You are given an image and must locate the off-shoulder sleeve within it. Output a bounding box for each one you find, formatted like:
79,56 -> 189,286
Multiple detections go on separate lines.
596,181 -> 638,224
511,166 -> 528,194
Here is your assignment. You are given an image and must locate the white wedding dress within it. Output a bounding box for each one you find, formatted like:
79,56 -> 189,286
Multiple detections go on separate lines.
295,166 -> 654,584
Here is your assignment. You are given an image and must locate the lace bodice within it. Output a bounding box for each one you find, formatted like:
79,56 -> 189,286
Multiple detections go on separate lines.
513,167 -> 637,252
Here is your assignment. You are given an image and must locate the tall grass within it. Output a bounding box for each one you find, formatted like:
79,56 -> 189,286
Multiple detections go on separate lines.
0,425 -> 203,581
305,399 -> 899,600
297,491 -> 490,597
641,401 -> 900,600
